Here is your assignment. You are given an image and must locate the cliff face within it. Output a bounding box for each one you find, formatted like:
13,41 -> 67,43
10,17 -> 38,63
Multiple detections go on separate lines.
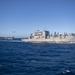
22,36 -> 75,43
50,36 -> 75,42
64,36 -> 75,42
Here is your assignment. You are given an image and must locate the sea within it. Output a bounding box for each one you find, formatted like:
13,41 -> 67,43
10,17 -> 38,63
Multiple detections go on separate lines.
0,40 -> 75,75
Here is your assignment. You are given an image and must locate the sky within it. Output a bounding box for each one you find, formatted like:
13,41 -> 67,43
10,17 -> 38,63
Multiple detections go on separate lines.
0,0 -> 75,38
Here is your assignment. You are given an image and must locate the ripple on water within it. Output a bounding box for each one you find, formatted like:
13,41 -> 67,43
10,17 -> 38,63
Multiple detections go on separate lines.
0,42 -> 75,75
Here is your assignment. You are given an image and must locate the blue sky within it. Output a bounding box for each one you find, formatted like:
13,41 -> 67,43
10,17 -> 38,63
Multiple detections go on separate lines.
0,0 -> 75,37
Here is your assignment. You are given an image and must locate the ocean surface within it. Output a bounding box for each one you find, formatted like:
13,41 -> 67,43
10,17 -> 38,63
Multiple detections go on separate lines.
0,41 -> 75,75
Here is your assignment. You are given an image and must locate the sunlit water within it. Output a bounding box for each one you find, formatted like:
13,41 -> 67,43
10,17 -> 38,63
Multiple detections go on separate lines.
0,41 -> 75,75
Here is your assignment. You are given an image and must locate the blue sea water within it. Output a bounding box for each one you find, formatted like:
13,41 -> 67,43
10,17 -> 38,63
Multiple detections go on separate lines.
0,41 -> 75,75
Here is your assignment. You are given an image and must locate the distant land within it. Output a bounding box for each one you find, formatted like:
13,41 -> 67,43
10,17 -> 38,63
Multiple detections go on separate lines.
0,37 -> 22,41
